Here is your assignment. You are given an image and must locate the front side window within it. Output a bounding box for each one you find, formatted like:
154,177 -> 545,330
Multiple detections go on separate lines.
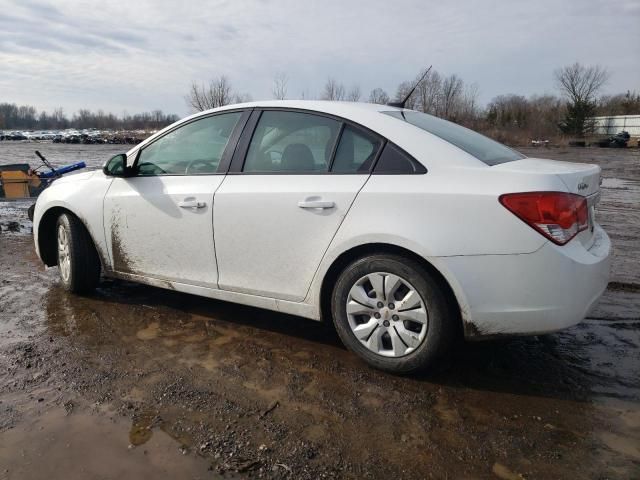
243,111 -> 340,173
136,112 -> 242,175
331,126 -> 382,173
382,110 -> 524,166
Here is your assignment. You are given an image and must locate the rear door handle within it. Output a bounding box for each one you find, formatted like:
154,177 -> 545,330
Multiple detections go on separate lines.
178,199 -> 206,209
297,200 -> 335,209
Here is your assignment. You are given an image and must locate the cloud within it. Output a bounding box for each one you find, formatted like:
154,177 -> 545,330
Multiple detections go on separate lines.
0,1 -> 150,55
18,0 -> 65,18
0,0 -> 638,116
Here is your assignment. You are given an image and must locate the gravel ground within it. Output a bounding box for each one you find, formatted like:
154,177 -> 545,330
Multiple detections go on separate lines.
0,143 -> 639,479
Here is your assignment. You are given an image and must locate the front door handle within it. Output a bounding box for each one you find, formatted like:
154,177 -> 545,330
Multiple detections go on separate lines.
178,199 -> 206,209
297,200 -> 335,209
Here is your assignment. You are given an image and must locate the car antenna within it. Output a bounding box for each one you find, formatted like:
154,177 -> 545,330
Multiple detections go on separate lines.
387,65 -> 432,109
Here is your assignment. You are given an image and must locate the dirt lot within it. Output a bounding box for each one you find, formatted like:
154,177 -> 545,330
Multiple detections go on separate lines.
0,144 -> 639,479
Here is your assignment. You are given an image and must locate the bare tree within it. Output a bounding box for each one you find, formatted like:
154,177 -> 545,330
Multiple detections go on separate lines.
151,109 -> 165,128
528,94 -> 564,138
321,78 -> 345,101
368,88 -> 389,104
598,90 -> 640,116
185,76 -> 233,112
394,81 -> 419,110
458,82 -> 480,125
554,63 -> 609,135
346,85 -> 362,102
272,72 -> 288,100
414,68 -> 441,114
439,74 -> 463,120
52,107 -> 68,128
75,109 -> 92,125
487,94 -> 530,128
555,63 -> 609,105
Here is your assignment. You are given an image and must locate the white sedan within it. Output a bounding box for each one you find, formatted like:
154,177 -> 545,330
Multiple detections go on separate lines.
33,101 -> 611,373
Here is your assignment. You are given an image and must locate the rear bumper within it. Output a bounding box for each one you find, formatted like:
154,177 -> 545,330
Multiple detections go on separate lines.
441,224 -> 611,338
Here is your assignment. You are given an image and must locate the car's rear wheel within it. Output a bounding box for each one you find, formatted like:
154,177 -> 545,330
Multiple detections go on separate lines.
56,213 -> 101,293
331,254 -> 456,374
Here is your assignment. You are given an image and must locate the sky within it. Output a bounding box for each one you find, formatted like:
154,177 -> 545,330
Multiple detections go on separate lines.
0,0 -> 639,117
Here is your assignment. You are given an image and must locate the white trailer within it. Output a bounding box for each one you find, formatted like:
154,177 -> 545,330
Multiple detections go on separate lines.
591,115 -> 640,136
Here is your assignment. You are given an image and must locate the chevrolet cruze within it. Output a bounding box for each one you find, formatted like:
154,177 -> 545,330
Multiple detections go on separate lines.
33,100 -> 611,373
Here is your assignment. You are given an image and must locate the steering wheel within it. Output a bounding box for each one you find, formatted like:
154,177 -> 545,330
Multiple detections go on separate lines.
137,162 -> 166,175
185,158 -> 215,175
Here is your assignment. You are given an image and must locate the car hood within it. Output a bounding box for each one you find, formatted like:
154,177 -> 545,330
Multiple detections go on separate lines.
51,170 -> 97,184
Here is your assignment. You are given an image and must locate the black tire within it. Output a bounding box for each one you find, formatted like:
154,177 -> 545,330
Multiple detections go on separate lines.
331,254 -> 456,374
56,213 -> 101,293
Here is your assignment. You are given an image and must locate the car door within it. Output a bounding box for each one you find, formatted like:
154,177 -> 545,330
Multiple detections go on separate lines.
214,109 -> 383,301
103,110 -> 247,287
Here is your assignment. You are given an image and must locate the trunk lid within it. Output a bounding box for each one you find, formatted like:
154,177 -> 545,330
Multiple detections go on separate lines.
494,158 -> 601,248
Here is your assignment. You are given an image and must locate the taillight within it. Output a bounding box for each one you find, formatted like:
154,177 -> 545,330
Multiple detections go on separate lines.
499,192 -> 588,245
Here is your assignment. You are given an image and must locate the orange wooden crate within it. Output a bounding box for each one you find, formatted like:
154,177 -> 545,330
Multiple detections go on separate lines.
0,170 -> 40,198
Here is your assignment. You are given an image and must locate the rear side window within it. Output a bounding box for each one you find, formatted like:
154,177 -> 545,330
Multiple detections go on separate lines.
374,143 -> 426,174
331,126 -> 382,173
243,111 -> 340,173
382,110 -> 524,166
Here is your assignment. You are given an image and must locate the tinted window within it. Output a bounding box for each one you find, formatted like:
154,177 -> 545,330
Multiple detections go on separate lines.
243,111 -> 340,173
374,143 -> 426,174
382,110 -> 524,166
136,112 -> 241,175
331,126 -> 382,173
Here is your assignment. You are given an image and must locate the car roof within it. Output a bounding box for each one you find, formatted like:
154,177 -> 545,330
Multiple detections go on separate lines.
191,100 -> 403,124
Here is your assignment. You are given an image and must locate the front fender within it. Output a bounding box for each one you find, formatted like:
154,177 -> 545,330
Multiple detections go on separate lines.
34,173 -> 113,268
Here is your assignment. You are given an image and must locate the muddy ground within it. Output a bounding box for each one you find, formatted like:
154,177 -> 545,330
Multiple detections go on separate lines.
0,144 -> 639,479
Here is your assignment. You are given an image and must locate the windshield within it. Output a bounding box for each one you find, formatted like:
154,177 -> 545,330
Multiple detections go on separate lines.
382,110 -> 525,166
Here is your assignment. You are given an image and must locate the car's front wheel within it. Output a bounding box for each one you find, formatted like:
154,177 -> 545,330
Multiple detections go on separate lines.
56,213 -> 101,293
331,254 -> 456,374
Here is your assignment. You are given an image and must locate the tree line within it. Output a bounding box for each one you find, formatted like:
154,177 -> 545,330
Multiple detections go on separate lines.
187,63 -> 640,142
3,62 -> 638,142
0,104 -> 179,131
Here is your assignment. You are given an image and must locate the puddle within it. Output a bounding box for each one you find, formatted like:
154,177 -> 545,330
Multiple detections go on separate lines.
0,406 -> 214,480
129,411 -> 163,446
599,431 -> 640,461
0,200 -> 33,235
601,177 -> 635,190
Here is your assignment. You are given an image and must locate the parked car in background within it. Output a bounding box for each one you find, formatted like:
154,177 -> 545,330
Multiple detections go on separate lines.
32,101 -> 611,373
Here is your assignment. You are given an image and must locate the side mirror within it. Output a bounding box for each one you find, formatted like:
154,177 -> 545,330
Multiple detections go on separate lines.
103,154 -> 129,177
